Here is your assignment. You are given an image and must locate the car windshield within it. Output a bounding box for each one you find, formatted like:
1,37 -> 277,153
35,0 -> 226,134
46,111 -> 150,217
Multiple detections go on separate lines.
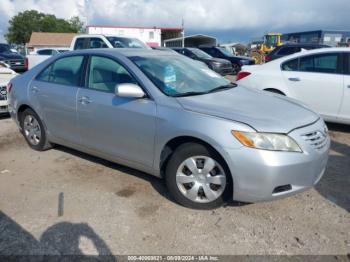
58,49 -> 68,53
130,54 -> 234,97
0,44 -> 11,53
188,48 -> 213,59
217,47 -> 234,57
106,37 -> 149,49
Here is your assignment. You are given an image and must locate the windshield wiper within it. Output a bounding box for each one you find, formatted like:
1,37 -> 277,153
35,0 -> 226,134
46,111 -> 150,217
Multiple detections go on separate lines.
206,83 -> 237,94
171,91 -> 207,97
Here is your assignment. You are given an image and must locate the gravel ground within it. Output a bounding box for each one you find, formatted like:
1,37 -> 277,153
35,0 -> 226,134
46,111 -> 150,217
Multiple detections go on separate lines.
0,115 -> 349,256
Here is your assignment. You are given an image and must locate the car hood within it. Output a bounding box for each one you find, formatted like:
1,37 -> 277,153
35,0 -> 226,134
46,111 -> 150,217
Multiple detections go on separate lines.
0,52 -> 24,60
176,86 -> 319,133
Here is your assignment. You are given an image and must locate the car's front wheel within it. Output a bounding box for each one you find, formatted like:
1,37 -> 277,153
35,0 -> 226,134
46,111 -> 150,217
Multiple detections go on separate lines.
165,143 -> 232,209
20,108 -> 52,151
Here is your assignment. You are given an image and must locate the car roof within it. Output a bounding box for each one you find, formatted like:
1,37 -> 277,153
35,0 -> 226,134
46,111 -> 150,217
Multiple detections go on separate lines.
269,47 -> 350,64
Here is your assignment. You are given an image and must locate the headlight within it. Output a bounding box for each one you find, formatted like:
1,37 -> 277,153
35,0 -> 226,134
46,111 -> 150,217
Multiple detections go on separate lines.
232,131 -> 302,152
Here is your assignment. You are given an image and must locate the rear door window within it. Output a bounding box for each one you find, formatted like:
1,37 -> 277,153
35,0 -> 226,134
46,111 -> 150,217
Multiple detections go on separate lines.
300,53 -> 339,74
89,38 -> 108,49
74,38 -> 85,50
50,56 -> 85,86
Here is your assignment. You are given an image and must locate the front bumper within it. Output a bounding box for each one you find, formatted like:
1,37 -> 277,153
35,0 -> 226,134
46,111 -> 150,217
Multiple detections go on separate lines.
224,119 -> 330,203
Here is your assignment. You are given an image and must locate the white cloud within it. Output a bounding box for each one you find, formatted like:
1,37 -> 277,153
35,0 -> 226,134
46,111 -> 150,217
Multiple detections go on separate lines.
0,0 -> 350,42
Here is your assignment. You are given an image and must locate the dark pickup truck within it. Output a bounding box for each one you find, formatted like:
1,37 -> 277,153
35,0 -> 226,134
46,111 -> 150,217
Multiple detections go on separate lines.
0,43 -> 27,72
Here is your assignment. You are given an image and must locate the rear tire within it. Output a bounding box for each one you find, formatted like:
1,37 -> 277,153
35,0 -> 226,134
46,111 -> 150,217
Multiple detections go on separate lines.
20,108 -> 52,151
165,143 -> 232,209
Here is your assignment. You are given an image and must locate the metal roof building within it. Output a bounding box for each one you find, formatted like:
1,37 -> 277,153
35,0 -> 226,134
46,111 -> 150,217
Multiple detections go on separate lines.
282,30 -> 350,47
164,34 -> 217,48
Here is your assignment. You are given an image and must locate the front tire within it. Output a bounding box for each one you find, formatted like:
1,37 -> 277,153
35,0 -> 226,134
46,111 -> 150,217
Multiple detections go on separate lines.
20,108 -> 52,151
165,143 -> 232,209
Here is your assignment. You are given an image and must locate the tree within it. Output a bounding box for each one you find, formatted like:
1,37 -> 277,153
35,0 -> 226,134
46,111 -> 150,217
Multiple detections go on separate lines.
5,10 -> 85,45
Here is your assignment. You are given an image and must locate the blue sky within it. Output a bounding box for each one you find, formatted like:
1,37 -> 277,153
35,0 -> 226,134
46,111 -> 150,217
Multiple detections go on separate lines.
1,0 -> 350,43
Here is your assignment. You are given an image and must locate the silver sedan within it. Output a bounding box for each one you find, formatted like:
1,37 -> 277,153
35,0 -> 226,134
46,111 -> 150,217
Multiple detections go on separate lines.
8,49 -> 330,209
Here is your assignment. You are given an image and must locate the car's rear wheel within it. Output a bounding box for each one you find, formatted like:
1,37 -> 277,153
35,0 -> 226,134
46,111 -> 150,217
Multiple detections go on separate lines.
165,143 -> 232,209
20,108 -> 52,151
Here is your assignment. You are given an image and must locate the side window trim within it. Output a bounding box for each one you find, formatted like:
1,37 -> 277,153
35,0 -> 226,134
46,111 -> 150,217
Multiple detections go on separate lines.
298,52 -> 341,75
282,52 -> 343,75
84,54 -> 152,99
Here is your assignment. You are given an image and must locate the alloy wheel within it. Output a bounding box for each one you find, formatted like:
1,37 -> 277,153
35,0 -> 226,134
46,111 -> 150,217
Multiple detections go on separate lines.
23,115 -> 41,146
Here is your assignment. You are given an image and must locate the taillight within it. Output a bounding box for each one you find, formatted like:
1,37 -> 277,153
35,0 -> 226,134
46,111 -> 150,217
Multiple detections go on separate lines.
236,71 -> 251,81
265,55 -> 271,62
24,57 -> 28,70
7,82 -> 12,93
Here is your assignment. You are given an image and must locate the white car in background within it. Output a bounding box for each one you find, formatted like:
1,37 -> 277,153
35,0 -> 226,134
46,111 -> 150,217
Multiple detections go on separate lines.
26,48 -> 69,70
237,48 -> 350,125
0,62 -> 17,114
29,48 -> 69,55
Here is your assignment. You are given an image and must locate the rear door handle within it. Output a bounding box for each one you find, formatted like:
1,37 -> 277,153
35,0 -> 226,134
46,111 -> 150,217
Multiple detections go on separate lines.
78,96 -> 93,104
347,85 -> 350,89
288,77 -> 301,82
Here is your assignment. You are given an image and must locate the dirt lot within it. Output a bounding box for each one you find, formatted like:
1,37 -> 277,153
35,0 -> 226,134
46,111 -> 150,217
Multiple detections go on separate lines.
0,115 -> 349,256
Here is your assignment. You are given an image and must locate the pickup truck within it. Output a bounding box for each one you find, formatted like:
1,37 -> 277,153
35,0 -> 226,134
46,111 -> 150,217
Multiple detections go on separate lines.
27,34 -> 149,69
0,43 -> 27,72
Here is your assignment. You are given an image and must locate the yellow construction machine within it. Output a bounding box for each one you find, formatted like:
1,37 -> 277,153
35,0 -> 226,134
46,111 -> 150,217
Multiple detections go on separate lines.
250,33 -> 283,64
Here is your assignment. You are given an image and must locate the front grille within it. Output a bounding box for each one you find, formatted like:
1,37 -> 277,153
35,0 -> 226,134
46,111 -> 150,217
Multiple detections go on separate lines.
301,130 -> 328,150
0,85 -> 7,101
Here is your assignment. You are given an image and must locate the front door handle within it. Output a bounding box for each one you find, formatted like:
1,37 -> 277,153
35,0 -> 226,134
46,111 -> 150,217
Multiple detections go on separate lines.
78,96 -> 93,104
288,77 -> 301,82
347,85 -> 350,89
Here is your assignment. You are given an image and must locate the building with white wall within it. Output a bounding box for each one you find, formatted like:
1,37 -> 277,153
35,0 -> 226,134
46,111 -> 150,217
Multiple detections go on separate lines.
86,25 -> 183,47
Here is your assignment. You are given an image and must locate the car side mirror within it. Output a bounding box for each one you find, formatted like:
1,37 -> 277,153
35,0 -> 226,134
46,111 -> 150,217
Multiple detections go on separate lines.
115,83 -> 145,98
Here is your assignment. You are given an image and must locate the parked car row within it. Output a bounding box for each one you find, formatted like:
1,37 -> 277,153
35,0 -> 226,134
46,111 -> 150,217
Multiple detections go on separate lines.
0,43 -> 27,72
8,48 -> 330,209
